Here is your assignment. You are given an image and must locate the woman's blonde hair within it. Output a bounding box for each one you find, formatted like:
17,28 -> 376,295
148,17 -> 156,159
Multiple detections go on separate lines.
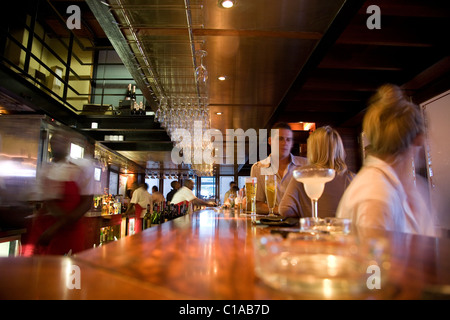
307,126 -> 347,174
363,84 -> 424,158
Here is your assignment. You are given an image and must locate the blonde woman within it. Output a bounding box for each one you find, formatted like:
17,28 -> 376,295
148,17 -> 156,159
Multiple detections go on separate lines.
279,126 -> 354,218
336,84 -> 436,236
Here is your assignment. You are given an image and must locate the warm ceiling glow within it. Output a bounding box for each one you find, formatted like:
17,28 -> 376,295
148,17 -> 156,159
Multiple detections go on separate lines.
288,122 -> 316,131
219,0 -> 235,9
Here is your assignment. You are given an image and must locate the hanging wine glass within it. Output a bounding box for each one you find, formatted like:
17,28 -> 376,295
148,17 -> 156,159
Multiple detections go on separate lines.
195,50 -> 208,87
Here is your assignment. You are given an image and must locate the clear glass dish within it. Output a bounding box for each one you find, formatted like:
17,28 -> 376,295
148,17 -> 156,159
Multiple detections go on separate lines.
300,217 -> 352,235
254,233 -> 389,298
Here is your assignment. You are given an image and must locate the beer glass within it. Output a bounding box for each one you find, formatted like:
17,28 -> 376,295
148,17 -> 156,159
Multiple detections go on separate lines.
245,177 -> 257,214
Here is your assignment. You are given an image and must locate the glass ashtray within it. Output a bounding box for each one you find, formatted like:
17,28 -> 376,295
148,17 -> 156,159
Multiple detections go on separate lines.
300,217 -> 352,235
254,234 -> 389,298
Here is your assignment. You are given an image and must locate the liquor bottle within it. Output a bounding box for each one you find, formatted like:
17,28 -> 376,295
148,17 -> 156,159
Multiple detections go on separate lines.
131,85 -> 136,101
139,101 -> 144,115
143,204 -> 151,230
125,84 -> 132,100
162,201 -> 166,222
131,101 -> 136,115
152,202 -> 159,225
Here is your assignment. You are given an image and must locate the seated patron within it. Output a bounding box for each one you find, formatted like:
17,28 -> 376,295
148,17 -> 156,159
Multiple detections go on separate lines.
336,84 -> 436,236
250,122 -> 307,214
279,126 -> 354,218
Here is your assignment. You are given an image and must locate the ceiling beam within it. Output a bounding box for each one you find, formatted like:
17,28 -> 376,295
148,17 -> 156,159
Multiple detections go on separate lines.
263,0 -> 367,131
135,28 -> 323,40
101,141 -> 174,152
76,115 -> 168,131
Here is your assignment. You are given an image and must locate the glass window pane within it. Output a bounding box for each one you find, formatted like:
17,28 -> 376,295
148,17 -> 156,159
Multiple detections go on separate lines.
70,143 -> 84,159
238,176 -> 250,191
109,171 -> 118,195
145,178 -> 159,193
200,177 -> 216,200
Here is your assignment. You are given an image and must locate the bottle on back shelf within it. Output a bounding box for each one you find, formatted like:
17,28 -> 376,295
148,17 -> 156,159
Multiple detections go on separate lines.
152,202 -> 159,225
143,204 -> 151,230
131,101 -> 136,115
132,85 -> 136,101
125,83 -> 132,101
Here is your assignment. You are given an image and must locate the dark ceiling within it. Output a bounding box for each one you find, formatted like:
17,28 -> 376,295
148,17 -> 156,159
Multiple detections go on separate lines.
1,0 -> 450,173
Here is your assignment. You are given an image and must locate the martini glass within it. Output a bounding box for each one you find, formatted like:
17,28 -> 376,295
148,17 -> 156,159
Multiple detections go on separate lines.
293,167 -> 335,219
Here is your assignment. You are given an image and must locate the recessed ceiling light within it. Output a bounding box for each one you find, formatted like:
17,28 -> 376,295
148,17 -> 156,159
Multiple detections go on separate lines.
218,0 -> 235,9
216,112 -> 223,115
218,76 -> 226,81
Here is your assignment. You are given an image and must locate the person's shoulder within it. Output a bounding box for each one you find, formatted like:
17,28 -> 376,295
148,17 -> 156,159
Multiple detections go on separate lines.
347,167 -> 395,201
251,156 -> 271,172
342,169 -> 356,180
291,155 -> 308,167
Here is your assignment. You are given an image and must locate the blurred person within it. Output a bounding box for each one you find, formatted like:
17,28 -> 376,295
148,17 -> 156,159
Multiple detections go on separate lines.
279,126 -> 355,218
151,185 -> 165,204
25,131 -> 94,255
171,179 -> 216,212
336,84 -> 436,236
223,185 -> 240,208
166,180 -> 181,203
223,181 -> 237,202
124,182 -> 152,232
250,122 -> 307,214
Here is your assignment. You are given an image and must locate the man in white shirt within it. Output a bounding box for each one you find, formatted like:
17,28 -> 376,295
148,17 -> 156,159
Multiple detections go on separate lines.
171,179 -> 216,211
125,183 -> 153,218
251,122 -> 307,214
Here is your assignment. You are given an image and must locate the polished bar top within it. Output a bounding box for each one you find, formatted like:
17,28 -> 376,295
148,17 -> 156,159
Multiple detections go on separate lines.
1,209 -> 450,299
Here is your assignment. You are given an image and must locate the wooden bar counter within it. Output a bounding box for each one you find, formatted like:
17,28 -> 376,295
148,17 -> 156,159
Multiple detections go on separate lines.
1,209 -> 450,300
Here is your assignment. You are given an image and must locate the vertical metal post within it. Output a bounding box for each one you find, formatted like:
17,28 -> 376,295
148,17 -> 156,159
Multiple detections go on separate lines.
23,0 -> 39,74
63,32 -> 74,101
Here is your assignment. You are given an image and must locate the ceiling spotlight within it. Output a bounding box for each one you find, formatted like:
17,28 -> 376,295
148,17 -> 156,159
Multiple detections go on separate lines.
216,112 -> 223,115
218,76 -> 226,81
219,0 -> 235,9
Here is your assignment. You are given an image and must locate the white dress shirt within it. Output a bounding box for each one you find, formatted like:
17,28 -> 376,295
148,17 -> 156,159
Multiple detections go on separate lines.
130,187 -> 153,217
336,155 -> 436,236
171,186 -> 197,205
250,154 -> 307,205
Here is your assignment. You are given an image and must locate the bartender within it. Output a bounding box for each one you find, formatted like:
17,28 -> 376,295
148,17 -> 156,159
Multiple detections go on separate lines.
25,131 -> 94,256
124,182 -> 152,233
171,179 -> 216,213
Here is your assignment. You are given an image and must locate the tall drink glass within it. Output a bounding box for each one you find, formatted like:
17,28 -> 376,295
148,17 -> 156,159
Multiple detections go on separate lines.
245,177 -> 257,215
265,175 -> 277,216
